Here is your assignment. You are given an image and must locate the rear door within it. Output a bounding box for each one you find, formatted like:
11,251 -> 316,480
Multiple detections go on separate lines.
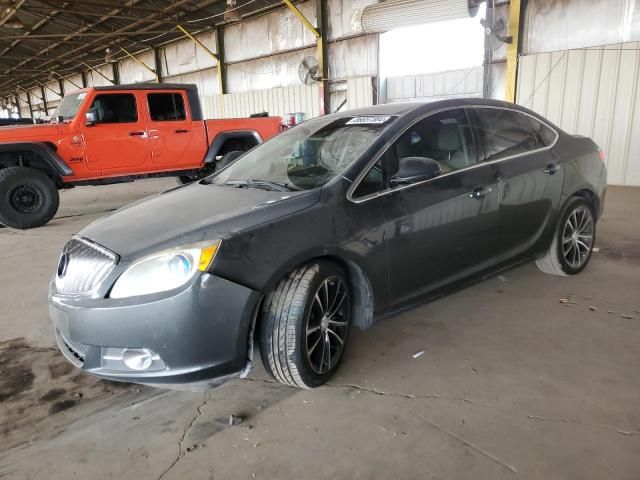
470,107 -> 564,257
373,108 -> 501,305
145,91 -> 201,169
81,92 -> 149,173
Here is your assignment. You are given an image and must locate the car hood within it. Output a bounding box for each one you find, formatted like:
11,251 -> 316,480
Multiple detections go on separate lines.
79,182 -> 320,260
0,123 -> 67,141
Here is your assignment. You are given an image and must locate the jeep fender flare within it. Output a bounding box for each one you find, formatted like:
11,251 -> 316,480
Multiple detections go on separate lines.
204,130 -> 262,164
0,142 -> 74,177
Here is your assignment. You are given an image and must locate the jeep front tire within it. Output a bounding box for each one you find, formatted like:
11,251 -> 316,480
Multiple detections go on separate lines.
0,166 -> 60,229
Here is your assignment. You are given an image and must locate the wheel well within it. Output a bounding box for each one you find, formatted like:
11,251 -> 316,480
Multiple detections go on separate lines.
0,151 -> 62,187
255,255 -> 375,336
220,138 -> 257,155
571,189 -> 599,216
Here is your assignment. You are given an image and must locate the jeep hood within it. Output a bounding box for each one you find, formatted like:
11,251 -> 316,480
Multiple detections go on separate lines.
0,123 -> 67,142
79,182 -> 320,260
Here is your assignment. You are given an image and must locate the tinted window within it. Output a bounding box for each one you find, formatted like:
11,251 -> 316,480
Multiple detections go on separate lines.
474,108 -> 542,161
148,93 -> 186,121
389,108 -> 477,177
87,94 -> 137,123
525,115 -> 557,147
353,155 -> 387,198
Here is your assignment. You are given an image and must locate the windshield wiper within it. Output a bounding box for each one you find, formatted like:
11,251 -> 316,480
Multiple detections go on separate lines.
224,179 -> 299,192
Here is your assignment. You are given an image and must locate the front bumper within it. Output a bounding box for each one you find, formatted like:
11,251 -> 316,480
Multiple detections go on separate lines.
49,273 -> 261,387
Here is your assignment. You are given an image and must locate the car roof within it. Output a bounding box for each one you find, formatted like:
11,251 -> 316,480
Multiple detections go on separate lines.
92,83 -> 198,93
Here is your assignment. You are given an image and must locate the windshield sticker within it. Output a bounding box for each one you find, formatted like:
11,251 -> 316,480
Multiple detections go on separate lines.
77,92 -> 87,99
346,116 -> 392,125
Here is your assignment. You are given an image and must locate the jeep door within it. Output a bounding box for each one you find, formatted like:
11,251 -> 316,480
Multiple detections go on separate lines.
145,91 -> 207,169
81,91 -> 150,173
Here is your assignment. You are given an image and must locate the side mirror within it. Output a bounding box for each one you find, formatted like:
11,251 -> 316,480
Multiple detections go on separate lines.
390,156 -> 441,186
85,111 -> 97,126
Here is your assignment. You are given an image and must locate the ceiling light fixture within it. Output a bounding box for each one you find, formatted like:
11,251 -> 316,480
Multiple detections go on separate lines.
223,0 -> 242,23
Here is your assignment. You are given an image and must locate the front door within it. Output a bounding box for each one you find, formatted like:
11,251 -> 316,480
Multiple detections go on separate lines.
470,107 -> 565,258
81,92 -> 149,173
379,108 -> 501,306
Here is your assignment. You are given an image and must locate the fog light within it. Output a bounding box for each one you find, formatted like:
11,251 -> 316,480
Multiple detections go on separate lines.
123,349 -> 154,370
101,347 -> 166,372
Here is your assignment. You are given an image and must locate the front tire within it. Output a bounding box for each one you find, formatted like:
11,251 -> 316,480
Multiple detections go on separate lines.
0,167 -> 59,229
259,261 -> 351,388
536,197 -> 596,276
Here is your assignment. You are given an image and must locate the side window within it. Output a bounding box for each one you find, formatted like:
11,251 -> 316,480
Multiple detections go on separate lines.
148,93 -> 186,121
389,108 -> 477,177
474,108 -> 542,161
525,116 -> 557,147
353,155 -> 387,199
87,94 -> 137,123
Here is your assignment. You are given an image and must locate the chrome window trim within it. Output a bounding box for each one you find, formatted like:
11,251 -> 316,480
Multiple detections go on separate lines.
347,104 -> 560,204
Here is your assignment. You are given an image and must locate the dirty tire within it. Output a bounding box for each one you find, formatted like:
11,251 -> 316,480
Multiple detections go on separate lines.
218,150 -> 244,169
0,166 -> 59,229
175,175 -> 195,185
536,197 -> 596,276
259,261 -> 351,389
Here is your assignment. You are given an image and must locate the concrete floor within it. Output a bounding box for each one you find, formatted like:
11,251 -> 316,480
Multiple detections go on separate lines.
1,180 -> 639,479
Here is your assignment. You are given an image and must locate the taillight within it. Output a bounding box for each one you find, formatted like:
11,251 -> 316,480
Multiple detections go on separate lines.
598,149 -> 605,162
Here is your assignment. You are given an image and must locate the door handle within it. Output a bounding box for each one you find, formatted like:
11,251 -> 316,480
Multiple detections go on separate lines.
174,129 -> 189,133
128,131 -> 145,136
544,164 -> 561,175
470,186 -> 493,200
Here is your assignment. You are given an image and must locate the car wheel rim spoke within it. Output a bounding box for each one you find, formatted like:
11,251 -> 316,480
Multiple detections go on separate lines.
305,276 -> 350,375
562,206 -> 593,269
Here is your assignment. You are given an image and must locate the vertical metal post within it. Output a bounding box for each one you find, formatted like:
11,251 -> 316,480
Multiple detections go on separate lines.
81,71 -> 88,88
215,25 -> 227,95
58,79 -> 65,98
112,62 -> 120,85
25,90 -> 34,118
13,95 -> 20,117
153,48 -> 164,83
40,85 -> 49,116
482,2 -> 494,99
316,0 -> 329,114
504,0 -> 522,102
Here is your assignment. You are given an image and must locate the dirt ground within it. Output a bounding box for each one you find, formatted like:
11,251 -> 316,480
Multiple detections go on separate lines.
1,179 -> 639,479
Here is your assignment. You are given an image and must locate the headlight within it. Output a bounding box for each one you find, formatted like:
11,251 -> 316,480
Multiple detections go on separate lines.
109,241 -> 220,299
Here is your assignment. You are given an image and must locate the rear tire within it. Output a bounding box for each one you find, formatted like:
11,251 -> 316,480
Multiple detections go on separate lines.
259,261 -> 351,388
536,197 -> 596,276
0,166 -> 59,229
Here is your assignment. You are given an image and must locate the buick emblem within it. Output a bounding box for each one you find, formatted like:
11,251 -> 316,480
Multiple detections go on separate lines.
57,252 -> 70,278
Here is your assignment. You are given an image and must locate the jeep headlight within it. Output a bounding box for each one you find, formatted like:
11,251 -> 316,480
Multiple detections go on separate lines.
109,242 -> 220,299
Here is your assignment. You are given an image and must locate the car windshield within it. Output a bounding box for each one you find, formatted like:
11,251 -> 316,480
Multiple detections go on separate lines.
50,92 -> 87,122
207,115 -> 394,191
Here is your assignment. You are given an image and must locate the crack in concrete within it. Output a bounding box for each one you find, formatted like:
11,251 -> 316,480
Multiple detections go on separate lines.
527,415 -> 640,436
0,345 -> 58,353
401,403 -> 519,474
157,392 -> 209,480
327,382 -> 481,406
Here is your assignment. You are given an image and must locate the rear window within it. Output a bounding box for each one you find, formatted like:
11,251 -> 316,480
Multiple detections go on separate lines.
474,108 -> 542,161
148,93 -> 186,121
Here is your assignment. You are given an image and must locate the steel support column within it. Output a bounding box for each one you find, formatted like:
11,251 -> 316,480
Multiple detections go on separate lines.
40,85 -> 49,116
112,62 -> 120,85
504,0 -> 522,102
281,0 -> 327,114
153,48 -> 164,83
215,25 -> 227,95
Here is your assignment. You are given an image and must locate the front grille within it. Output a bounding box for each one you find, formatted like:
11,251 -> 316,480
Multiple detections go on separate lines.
54,237 -> 118,295
56,329 -> 88,367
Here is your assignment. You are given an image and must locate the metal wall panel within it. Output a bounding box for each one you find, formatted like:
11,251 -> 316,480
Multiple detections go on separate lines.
517,42 -> 640,186
328,34 -> 378,79
327,0 -> 378,40
119,51 -> 157,84
62,75 -> 83,94
164,67 -> 219,97
387,66 -> 483,101
524,0 -> 640,54
203,83 -> 321,120
362,0 -> 471,33
161,32 -> 217,77
346,76 -> 374,109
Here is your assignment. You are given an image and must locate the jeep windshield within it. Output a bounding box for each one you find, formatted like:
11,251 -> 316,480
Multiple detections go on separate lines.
50,92 -> 87,122
206,115 -> 394,191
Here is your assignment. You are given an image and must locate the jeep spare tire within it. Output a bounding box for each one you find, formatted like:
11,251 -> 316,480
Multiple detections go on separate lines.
0,166 -> 59,229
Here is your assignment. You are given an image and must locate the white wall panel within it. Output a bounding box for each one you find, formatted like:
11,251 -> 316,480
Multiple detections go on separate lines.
517,42 -> 640,186
327,0 -> 378,40
346,76 -> 374,109
119,51 -> 157,84
164,67 -> 219,97
387,66 -> 483,101
86,65 -> 114,87
203,84 -> 320,120
225,1 -> 317,63
162,32 -> 217,77
328,34 -> 377,79
62,75 -> 83,93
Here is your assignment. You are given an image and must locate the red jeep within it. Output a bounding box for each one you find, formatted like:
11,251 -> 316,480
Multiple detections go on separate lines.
0,84 -> 283,229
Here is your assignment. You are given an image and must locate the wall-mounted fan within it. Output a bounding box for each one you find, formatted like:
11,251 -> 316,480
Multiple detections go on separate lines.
481,12 -> 512,51
298,56 -> 321,85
